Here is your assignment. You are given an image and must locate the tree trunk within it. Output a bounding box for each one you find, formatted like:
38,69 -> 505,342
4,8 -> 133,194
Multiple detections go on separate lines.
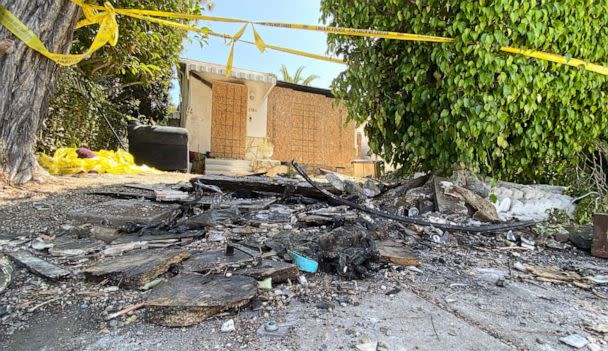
0,0 -> 79,184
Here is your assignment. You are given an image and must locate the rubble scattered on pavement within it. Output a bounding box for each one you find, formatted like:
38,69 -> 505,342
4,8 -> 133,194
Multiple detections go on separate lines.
1,161 -> 607,348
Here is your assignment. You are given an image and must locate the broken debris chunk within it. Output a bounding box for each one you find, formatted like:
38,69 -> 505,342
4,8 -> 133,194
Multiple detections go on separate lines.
89,226 -> 121,243
0,255 -> 14,294
236,260 -> 298,283
182,248 -> 259,273
433,177 -> 469,216
154,189 -> 190,202
243,205 -> 293,224
110,229 -> 203,245
84,249 -> 190,288
318,224 -> 378,279
145,274 -> 256,327
376,241 -> 421,267
7,250 -> 71,280
183,207 -> 240,229
48,237 -> 104,257
265,165 -> 290,177
559,334 -> 589,349
444,184 -> 501,223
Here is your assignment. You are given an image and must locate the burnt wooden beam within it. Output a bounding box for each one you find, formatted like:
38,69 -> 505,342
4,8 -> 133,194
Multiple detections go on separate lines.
191,174 -> 340,200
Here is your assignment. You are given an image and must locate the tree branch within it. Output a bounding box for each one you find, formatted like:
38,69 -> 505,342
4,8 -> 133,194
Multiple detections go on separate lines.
90,61 -> 112,76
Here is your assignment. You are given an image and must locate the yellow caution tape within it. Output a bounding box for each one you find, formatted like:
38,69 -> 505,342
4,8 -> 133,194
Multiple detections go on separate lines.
0,2 -> 118,66
262,43 -> 344,64
87,4 -> 451,43
207,31 -> 345,65
37,148 -> 158,175
252,25 -> 266,53
0,1 -> 606,77
117,11 -> 210,35
500,47 -> 608,76
112,7 -> 249,24
253,22 -> 453,43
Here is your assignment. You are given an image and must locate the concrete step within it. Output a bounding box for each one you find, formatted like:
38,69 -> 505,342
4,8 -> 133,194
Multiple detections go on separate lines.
205,158 -> 252,167
204,170 -> 253,176
205,158 -> 252,175
204,164 -> 253,172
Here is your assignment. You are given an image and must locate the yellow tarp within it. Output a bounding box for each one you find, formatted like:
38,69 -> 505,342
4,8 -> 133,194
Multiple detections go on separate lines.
38,148 -> 158,175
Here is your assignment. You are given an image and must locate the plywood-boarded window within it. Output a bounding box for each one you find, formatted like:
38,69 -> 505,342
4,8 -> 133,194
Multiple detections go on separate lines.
267,87 -> 355,169
211,81 -> 247,159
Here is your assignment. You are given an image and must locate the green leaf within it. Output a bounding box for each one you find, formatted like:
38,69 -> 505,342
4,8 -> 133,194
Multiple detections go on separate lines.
319,0 -> 608,184
395,110 -> 403,126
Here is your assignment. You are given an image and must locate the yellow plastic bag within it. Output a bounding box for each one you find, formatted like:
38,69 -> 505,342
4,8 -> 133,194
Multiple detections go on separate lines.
37,148 -> 159,175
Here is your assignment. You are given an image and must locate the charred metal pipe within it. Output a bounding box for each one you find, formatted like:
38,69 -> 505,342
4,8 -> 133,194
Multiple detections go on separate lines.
290,160 -> 538,233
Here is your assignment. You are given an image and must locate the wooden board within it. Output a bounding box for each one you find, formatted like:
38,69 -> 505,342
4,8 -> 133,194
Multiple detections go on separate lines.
7,250 -> 71,280
211,81 -> 248,159
181,249 -> 259,273
592,213 -> 608,258
84,249 -> 190,288
48,237 -> 104,257
192,174 -> 340,200
267,87 -> 355,170
68,199 -> 179,226
111,229 -> 204,244
352,160 -> 382,178
146,274 -> 257,326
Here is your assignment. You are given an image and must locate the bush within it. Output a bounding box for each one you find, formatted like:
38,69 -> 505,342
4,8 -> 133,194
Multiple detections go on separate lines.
321,0 -> 608,183
37,69 -> 129,154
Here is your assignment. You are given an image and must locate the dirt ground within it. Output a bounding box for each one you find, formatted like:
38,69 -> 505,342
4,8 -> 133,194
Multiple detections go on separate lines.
1,173 -> 608,351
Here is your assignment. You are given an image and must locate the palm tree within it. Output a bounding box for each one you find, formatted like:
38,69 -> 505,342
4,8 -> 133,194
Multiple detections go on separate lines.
279,65 -> 320,86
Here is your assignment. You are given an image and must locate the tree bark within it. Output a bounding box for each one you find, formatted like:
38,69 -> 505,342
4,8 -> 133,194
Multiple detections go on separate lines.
0,0 -> 80,184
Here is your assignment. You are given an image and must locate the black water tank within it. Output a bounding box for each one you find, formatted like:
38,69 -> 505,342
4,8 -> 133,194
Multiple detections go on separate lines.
127,122 -> 189,172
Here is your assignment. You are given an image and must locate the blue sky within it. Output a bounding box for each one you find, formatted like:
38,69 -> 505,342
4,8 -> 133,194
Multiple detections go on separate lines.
170,0 -> 345,104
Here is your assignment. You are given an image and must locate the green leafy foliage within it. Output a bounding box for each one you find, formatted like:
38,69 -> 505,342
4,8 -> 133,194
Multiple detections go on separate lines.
38,0 -> 207,152
320,0 -> 608,183
38,69 -> 129,154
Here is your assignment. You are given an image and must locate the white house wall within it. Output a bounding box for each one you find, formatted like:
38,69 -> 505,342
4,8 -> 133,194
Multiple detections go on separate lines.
185,77 -> 212,154
244,80 -> 269,138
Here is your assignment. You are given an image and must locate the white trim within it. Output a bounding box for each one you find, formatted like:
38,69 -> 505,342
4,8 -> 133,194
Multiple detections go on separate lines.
179,58 -> 277,84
